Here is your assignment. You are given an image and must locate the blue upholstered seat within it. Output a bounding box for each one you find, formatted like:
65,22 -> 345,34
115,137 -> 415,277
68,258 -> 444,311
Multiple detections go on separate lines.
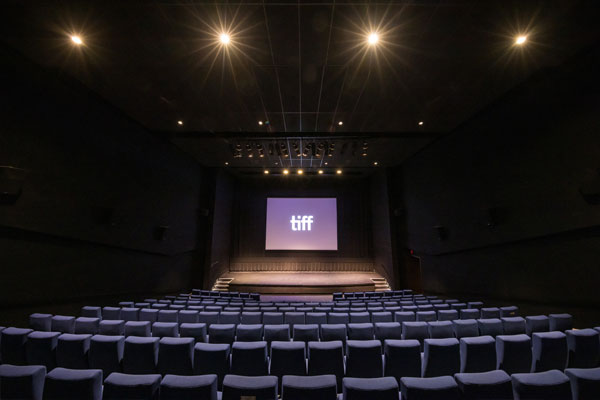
102,307 -> 121,320
526,315 -> 549,335
193,342 -> 230,388
532,331 -> 568,372
512,370 -> 571,400
123,336 -> 159,374
566,328 -> 600,368
460,335 -> 496,373
102,372 -> 161,400
43,367 -> 103,400
454,370 -> 512,400
346,340 -> 383,378
400,376 -> 460,400
501,316 -> 527,335
160,374 -> 219,400
125,321 -> 152,337
81,306 -> 102,319
120,307 -> 140,322
565,367 -> 600,400
427,321 -> 454,338
452,319 -> 479,339
347,323 -> 374,340
549,314 -> 573,332
88,334 -> 124,376
222,375 -> 278,400
56,333 -> 91,369
282,374 -> 337,399
342,377 -> 399,400
231,340 -> 268,376
477,318 -> 504,337
270,341 -> 307,384
0,364 -> 46,400
26,331 -> 60,369
235,324 -> 263,342
422,338 -> 460,377
51,316 -> 75,334
29,313 -> 52,332
158,337 -> 195,375
308,340 -> 345,389
383,339 -> 421,383
241,311 -> 263,324
496,334 -> 532,374
99,320 -> 125,336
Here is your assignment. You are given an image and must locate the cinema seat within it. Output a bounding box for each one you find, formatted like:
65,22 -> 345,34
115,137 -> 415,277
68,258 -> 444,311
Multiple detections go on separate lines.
422,338 -> 460,377
178,310 -> 199,324
394,311 -> 416,324
123,336 -> 159,374
460,335 -> 496,373
460,309 -> 480,320
29,313 -> 52,331
99,320 -> 125,336
56,333 -> 91,369
496,334 -> 532,374
374,322 -> 402,342
120,307 -> 140,322
220,311 -> 241,325
193,343 -> 230,388
264,324 -> 291,349
102,307 -> 121,320
43,367 -> 103,400
308,341 -> 345,389
88,335 -> 124,376
526,315 -> 550,335
160,374 -> 219,400
103,372 -> 161,400
427,321 -> 454,339
270,341 -> 307,384
198,311 -> 220,326
437,310 -> 459,321
222,375 -> 278,400
372,311 -> 393,323
73,317 -> 100,335
293,324 -> 319,346
157,310 -> 178,323
532,331 -> 568,372
320,324 -> 347,349
152,322 -> 178,338
500,306 -> 519,317
454,370 -> 512,400
565,367 -> 600,400
477,318 -> 504,337
512,370 -> 571,400
231,341 -> 268,376
51,316 -> 75,334
453,319 -> 479,339
566,329 -> 600,368
549,314 -> 573,332
346,340 -> 383,378
180,323 -> 207,343
383,339 -> 421,383
81,307 -> 102,319
400,376 -> 460,400
235,324 -> 263,342
281,374 -> 337,400
401,322 -> 429,348
416,311 -> 437,322
26,331 -> 60,369
285,312 -> 306,327
158,337 -> 194,376
139,309 -> 159,323
501,316 -> 527,335
0,364 -> 46,400
468,301 -> 484,309
125,321 -> 152,337
263,312 -> 285,324
241,311 -> 262,324
342,377 -> 399,400
480,307 -> 501,319
328,312 -> 350,324
347,323 -> 374,340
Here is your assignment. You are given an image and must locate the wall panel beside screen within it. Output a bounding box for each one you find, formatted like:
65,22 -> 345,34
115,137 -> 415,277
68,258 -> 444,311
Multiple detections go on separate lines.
265,197 -> 338,251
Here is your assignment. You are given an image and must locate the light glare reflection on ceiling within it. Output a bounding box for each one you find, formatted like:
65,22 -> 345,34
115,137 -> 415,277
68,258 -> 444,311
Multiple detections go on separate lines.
220,33 -> 231,45
368,32 -> 379,45
71,35 -> 83,45
515,35 -> 527,45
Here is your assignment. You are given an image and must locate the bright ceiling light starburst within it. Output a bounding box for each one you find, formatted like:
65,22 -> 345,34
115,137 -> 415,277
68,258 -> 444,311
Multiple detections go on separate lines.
219,33 -> 231,45
70,35 -> 83,45
368,32 -> 379,45
515,35 -> 527,45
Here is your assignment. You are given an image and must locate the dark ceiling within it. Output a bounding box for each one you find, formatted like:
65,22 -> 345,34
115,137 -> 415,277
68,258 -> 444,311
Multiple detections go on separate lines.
2,0 -> 600,169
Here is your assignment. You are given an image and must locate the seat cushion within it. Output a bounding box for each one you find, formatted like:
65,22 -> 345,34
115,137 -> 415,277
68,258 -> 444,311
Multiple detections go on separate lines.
400,376 -> 460,400
454,370 -> 512,399
103,372 -> 161,400
281,374 -> 337,400
342,377 -> 398,400
512,370 -> 571,399
44,367 -> 103,400
160,374 -> 218,400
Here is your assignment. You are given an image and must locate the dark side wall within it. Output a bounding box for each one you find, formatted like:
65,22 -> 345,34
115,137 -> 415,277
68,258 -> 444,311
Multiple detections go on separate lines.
400,45 -> 600,306
0,47 -> 207,308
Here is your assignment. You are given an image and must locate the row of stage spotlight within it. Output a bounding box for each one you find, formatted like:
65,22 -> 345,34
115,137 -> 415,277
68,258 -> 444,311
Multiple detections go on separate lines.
233,140 -> 369,159
264,169 -> 344,176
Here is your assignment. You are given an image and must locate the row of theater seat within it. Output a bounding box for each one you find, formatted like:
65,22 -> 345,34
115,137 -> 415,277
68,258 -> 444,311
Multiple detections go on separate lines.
3,326 -> 600,383
20,316 -> 585,347
1,364 -> 599,399
333,289 -> 414,300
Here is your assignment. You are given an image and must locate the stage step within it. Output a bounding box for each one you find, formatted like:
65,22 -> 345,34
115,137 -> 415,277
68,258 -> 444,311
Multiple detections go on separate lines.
371,277 -> 391,292
212,277 -> 234,292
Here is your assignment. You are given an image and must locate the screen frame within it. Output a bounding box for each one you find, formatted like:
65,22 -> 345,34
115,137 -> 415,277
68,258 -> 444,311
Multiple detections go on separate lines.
264,196 -> 340,252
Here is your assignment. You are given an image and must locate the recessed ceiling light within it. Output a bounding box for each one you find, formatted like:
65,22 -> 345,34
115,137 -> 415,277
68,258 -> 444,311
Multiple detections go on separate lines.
225,162 -> 229,165
220,33 -> 231,45
177,120 -> 184,126
373,162 -> 378,166
324,162 -> 328,165
258,121 -> 263,126
264,170 -> 269,174
283,169 -> 289,175
515,35 -> 527,45
368,32 -> 379,45
418,121 -> 424,126
338,121 -> 343,126
318,170 -> 324,174
70,35 -> 83,45
297,169 -> 303,175
336,169 -> 342,175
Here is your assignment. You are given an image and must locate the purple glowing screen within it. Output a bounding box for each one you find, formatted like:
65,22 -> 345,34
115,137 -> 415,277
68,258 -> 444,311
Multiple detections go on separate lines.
265,197 -> 338,251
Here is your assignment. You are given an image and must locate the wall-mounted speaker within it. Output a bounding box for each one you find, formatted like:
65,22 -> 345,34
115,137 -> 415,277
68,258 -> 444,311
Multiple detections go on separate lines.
154,225 -> 169,241
0,166 -> 26,205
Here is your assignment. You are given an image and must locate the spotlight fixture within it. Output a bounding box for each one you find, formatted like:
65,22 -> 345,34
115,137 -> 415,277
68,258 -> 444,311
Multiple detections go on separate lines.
297,169 -> 304,175
318,170 -> 324,174
283,169 -> 289,175
177,120 -> 184,126
324,162 -> 328,166
368,32 -> 379,45
418,121 -> 424,126
225,162 -> 229,166
515,35 -> 527,45
70,35 -> 83,45
336,169 -> 342,175
246,143 -> 253,158
338,121 -> 344,126
373,162 -> 378,166
258,121 -> 263,126
264,170 -> 269,174
220,33 -> 231,45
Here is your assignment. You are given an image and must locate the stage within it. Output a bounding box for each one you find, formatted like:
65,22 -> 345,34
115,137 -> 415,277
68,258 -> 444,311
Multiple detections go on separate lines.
222,271 -> 388,294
